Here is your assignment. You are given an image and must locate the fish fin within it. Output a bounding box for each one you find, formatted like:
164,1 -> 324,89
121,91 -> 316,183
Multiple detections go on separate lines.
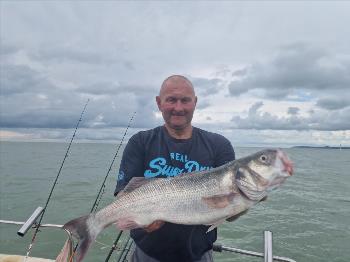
144,220 -> 165,232
206,218 -> 227,232
236,168 -> 268,201
55,238 -> 74,262
202,193 -> 237,209
122,177 -> 160,193
63,214 -> 100,262
207,210 -> 249,232
226,209 -> 249,222
115,217 -> 140,230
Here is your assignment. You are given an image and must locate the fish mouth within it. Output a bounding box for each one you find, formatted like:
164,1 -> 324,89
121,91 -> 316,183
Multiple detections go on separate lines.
267,176 -> 288,190
277,149 -> 294,176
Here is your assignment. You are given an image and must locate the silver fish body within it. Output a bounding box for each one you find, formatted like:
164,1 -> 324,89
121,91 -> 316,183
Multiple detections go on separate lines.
64,148 -> 293,261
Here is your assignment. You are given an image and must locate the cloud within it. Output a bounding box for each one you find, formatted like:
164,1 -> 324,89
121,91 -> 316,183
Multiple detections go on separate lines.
1,64 -> 49,95
316,97 -> 350,110
231,102 -> 350,131
228,44 -> 350,100
0,42 -> 20,56
190,77 -> 224,97
287,107 -> 300,115
77,82 -> 122,95
30,46 -> 117,65
196,99 -> 211,110
0,62 -> 159,129
1,3 -> 350,145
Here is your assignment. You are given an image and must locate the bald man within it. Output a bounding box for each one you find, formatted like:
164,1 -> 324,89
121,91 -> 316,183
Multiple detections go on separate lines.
114,75 -> 235,262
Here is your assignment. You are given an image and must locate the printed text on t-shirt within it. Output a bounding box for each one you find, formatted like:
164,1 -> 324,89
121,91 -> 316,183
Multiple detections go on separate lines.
144,152 -> 212,178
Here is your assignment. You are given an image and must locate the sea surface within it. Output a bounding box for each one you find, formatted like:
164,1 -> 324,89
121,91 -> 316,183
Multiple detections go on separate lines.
0,141 -> 349,262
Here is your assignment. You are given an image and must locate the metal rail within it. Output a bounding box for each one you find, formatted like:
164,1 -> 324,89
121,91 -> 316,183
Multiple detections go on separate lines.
213,244 -> 296,262
0,219 -> 63,229
1,221 -> 296,262
265,231 -> 273,262
212,230 -> 296,262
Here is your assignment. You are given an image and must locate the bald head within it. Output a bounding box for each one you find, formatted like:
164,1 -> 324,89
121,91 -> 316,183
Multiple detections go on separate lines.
156,75 -> 197,136
160,75 -> 195,97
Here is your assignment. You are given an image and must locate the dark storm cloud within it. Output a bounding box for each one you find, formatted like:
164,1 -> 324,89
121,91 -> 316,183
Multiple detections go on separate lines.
228,44 -> 350,100
231,102 -> 350,131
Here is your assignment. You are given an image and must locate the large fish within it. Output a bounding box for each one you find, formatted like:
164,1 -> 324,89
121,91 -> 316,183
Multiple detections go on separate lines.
63,149 -> 293,261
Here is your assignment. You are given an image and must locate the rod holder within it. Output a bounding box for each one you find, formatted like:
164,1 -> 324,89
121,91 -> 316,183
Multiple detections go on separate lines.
264,230 -> 273,262
17,207 -> 44,237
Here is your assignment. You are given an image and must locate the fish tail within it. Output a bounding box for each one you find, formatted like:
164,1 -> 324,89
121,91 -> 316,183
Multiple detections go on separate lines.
63,214 -> 100,262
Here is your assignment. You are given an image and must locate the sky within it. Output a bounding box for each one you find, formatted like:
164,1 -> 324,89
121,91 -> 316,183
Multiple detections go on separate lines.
1,1 -> 350,147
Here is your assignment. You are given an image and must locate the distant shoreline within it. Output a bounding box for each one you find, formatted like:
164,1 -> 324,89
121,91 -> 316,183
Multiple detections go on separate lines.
292,146 -> 350,149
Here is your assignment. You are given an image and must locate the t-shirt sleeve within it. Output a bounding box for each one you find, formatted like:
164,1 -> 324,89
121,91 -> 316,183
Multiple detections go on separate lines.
114,133 -> 145,196
213,135 -> 235,167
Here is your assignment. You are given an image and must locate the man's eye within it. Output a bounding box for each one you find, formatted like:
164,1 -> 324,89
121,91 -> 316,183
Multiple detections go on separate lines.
166,98 -> 177,103
181,98 -> 191,103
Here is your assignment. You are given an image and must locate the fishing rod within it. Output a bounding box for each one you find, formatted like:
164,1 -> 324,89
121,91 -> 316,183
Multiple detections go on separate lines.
100,112 -> 136,262
24,99 -> 90,259
90,111 -> 136,213
68,112 -> 136,262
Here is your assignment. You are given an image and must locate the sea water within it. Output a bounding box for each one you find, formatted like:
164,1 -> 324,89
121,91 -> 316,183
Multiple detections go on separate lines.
0,141 -> 349,261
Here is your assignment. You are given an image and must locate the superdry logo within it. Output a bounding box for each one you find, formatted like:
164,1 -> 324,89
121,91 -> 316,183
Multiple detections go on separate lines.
117,171 -> 125,181
144,152 -> 212,178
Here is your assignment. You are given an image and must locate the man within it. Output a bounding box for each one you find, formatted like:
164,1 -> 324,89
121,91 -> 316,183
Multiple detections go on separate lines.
114,75 -> 235,262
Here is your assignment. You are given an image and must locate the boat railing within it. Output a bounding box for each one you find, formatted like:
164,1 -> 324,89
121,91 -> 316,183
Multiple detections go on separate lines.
0,217 -> 296,262
213,231 -> 296,262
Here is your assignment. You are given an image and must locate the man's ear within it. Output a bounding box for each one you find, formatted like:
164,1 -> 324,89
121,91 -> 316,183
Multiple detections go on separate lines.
156,96 -> 161,110
194,96 -> 198,106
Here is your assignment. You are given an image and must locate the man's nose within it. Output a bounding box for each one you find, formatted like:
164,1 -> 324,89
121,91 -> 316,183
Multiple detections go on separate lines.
173,100 -> 184,111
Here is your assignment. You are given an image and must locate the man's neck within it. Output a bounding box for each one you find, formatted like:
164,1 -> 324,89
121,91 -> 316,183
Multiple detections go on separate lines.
164,124 -> 193,139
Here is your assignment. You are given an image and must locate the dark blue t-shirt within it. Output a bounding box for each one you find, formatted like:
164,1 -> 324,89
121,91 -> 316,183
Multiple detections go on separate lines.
114,126 -> 235,262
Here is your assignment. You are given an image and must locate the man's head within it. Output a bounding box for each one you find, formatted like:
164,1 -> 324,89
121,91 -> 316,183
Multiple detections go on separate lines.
156,75 -> 197,132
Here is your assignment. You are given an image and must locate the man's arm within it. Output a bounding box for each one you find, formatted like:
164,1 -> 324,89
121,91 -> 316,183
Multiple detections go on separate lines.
214,135 -> 235,167
114,134 -> 145,196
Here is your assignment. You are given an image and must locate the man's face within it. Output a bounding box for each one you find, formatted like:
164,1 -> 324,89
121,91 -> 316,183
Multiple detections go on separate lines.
156,80 -> 197,131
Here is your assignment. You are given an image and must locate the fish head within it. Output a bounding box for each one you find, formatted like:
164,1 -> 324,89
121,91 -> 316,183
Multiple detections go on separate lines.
235,149 -> 293,201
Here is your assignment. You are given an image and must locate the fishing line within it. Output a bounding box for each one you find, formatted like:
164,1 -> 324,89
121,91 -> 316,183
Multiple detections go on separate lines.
69,111 -> 136,262
90,111 -> 136,213
24,99 -> 90,260
89,112 -> 136,262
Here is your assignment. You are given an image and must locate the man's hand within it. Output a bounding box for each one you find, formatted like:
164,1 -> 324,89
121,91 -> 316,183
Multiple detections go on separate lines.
144,220 -> 165,233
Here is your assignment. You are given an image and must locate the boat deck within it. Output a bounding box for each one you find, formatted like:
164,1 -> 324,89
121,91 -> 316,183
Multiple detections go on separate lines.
0,254 -> 54,262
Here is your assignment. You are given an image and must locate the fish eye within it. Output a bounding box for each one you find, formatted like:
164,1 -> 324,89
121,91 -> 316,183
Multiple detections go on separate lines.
260,155 -> 268,162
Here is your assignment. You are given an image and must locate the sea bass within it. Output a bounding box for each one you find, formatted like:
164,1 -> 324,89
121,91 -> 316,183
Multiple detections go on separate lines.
63,149 -> 293,261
